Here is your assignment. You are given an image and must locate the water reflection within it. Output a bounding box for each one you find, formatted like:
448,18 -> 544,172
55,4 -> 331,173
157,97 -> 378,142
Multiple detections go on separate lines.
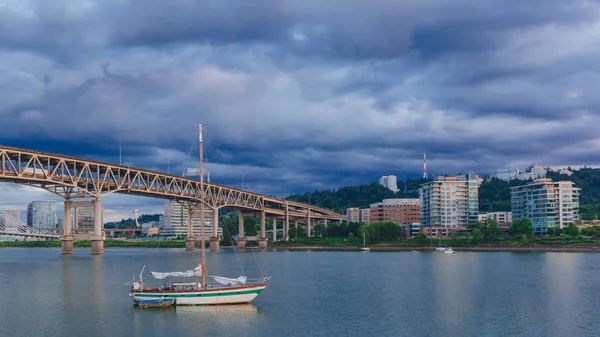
432,252 -> 480,334
175,304 -> 259,317
544,253 -> 582,336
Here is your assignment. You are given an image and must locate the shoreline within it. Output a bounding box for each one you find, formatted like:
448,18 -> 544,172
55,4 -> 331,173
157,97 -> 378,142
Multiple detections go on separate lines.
2,240 -> 600,252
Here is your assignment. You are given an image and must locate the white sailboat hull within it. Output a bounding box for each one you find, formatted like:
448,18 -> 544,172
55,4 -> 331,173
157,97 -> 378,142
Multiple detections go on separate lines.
131,284 -> 267,306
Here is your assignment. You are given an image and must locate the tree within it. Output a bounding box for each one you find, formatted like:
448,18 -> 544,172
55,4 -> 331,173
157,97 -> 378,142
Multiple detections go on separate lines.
288,227 -> 298,240
313,224 -> 327,238
564,223 -> 580,237
509,218 -> 532,236
414,233 -> 429,244
519,235 -> 530,245
470,228 -> 483,243
359,224 -> 371,244
347,232 -> 355,242
369,222 -> 400,241
244,217 -> 258,236
481,219 -> 502,239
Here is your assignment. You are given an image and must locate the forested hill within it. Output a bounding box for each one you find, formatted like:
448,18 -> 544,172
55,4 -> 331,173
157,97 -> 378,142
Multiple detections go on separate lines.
285,179 -> 429,212
286,168 -> 600,219
104,214 -> 161,229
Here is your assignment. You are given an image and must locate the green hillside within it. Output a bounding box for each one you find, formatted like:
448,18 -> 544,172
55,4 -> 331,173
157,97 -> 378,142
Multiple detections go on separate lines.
287,168 -> 600,220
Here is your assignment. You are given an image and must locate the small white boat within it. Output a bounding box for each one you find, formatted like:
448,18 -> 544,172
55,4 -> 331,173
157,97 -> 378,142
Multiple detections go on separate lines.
435,246 -> 447,252
444,247 -> 455,254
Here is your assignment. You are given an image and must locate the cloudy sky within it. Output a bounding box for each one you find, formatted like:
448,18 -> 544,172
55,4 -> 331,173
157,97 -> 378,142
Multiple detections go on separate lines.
1,0 -> 600,220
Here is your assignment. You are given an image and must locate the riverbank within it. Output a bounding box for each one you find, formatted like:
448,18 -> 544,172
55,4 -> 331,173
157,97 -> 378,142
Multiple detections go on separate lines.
272,242 -> 600,253
3,240 -> 600,252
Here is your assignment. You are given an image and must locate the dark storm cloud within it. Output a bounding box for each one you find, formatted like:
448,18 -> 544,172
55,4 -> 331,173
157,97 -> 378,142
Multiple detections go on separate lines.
1,0 -> 600,216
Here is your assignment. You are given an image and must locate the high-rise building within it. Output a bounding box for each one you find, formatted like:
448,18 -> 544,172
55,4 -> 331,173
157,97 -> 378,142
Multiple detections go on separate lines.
379,175 -> 399,192
346,207 -> 360,223
511,178 -> 580,235
360,208 -> 371,224
27,201 -> 57,233
163,201 -> 222,238
75,207 -> 95,230
419,174 -> 481,229
369,198 -> 420,226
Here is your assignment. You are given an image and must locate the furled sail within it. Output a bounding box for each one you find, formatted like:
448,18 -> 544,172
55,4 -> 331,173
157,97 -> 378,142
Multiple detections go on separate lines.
150,264 -> 203,279
212,276 -> 247,286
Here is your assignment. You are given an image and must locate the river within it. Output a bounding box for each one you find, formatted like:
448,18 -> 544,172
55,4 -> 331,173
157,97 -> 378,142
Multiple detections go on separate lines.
0,248 -> 599,336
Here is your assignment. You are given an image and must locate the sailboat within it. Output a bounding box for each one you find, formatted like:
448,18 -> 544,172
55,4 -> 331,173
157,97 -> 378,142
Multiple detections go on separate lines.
360,232 -> 370,252
129,124 -> 270,306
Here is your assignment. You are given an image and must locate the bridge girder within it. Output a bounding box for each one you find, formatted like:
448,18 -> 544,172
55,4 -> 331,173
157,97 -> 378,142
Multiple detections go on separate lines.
0,146 -> 345,221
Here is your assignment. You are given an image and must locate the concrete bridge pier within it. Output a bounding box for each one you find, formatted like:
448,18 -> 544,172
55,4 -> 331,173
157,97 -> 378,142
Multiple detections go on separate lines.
259,210 -> 267,249
61,200 -> 73,254
237,211 -> 246,248
307,208 -> 312,238
210,207 -> 219,251
272,218 -> 277,242
284,204 -> 290,241
91,198 -> 104,254
185,210 -> 195,251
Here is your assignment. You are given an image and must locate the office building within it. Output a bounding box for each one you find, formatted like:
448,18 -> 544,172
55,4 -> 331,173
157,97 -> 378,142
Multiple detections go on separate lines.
379,175 -> 399,192
27,201 -> 57,233
511,178 -> 580,234
369,198 -> 420,226
347,207 -> 360,223
75,207 -> 95,230
419,174 -> 481,230
360,208 -> 371,224
163,201 -> 222,238
488,165 -> 546,181
346,207 -> 371,223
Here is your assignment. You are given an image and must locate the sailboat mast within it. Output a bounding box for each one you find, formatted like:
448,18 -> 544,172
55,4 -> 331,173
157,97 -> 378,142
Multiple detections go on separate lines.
199,124 -> 206,288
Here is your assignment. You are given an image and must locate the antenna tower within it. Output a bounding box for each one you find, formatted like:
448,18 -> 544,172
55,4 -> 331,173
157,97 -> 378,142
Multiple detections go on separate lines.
423,152 -> 428,179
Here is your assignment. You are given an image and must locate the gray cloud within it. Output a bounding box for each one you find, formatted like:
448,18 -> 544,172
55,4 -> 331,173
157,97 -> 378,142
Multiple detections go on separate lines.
1,0 -> 600,219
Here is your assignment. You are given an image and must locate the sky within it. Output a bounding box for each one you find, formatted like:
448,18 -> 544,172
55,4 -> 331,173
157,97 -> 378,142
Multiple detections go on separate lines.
1,0 -> 600,221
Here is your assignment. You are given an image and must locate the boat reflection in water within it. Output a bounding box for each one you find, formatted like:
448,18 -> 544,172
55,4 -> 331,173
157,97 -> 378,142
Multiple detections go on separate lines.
175,304 -> 259,318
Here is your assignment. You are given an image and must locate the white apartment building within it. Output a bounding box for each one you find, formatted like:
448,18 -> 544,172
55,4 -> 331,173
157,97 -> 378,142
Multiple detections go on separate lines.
346,207 -> 360,223
360,208 -> 371,224
511,178 -> 580,235
346,207 -> 370,223
163,201 -> 223,238
419,174 -> 481,228
379,175 -> 399,192
488,165 -> 546,181
478,212 -> 512,225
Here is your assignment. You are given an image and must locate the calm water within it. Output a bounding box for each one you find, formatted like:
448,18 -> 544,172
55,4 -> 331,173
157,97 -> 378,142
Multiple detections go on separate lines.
1,248 -> 599,337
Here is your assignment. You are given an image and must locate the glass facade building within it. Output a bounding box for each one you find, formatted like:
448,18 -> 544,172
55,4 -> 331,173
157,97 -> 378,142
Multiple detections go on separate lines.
27,201 -> 57,233
511,178 -> 580,235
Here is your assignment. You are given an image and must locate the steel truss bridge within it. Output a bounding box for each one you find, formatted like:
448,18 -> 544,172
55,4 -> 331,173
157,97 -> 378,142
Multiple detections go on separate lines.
0,145 -> 344,253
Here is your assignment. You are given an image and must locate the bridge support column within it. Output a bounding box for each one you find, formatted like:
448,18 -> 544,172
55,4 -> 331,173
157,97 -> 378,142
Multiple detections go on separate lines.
91,198 -> 104,254
61,200 -> 73,254
284,203 -> 289,241
210,207 -> 219,251
238,212 -> 246,248
185,208 -> 195,251
272,218 -> 277,242
307,208 -> 311,238
259,210 -> 267,249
